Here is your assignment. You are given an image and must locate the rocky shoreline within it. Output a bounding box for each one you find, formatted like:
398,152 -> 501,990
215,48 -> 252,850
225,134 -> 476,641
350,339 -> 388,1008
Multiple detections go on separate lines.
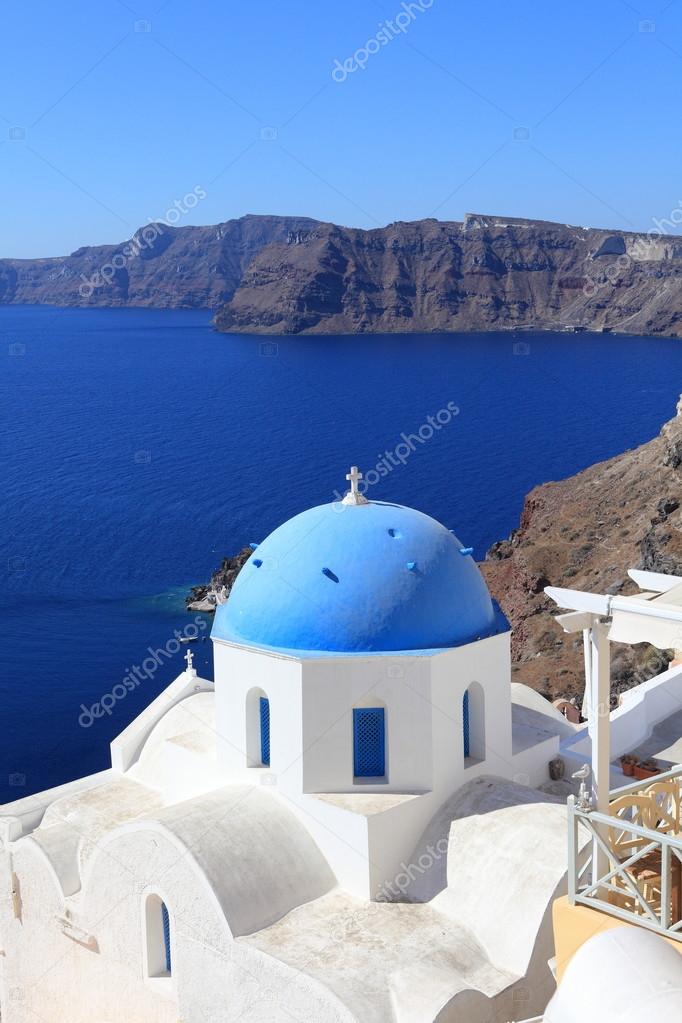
186,546 -> 253,613
189,399 -> 682,704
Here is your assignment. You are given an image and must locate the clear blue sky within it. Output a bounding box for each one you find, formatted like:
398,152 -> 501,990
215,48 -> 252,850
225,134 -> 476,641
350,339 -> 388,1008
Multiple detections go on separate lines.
1,0 -> 681,257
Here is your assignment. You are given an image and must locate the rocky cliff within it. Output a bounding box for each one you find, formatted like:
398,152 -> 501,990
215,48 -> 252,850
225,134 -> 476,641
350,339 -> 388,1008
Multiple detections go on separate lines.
5,212 -> 682,338
186,546 -> 253,612
0,215 -> 320,309
483,397 -> 682,702
215,214 -> 682,337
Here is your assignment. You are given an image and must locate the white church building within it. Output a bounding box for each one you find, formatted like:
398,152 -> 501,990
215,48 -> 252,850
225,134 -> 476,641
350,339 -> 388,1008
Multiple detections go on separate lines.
0,470 -> 600,1022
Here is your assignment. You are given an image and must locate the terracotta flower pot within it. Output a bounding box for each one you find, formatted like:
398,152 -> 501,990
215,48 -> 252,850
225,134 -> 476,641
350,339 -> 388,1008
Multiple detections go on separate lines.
621,759 -> 635,777
633,765 -> 660,781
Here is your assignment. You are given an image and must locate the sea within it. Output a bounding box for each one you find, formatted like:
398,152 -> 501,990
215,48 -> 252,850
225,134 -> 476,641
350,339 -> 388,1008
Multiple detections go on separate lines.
3,304 -> 682,802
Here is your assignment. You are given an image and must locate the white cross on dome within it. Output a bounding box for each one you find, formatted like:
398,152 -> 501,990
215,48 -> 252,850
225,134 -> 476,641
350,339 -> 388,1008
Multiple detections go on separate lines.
342,465 -> 369,506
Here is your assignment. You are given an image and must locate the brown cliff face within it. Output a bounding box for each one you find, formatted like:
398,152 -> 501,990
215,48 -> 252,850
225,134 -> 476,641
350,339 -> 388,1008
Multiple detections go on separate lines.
214,214 -> 682,337
0,215 -> 320,309
482,398 -> 682,703
5,212 -> 682,338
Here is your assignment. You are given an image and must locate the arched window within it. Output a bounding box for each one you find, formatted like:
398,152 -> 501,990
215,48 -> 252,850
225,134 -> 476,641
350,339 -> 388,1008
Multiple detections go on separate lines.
353,706 -> 386,779
161,902 -> 171,973
144,895 -> 172,978
463,682 -> 486,764
246,688 -> 271,767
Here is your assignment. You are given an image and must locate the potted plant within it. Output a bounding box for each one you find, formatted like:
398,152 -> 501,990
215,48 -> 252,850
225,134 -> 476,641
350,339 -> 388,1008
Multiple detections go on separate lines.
620,754 -> 639,777
633,758 -> 661,780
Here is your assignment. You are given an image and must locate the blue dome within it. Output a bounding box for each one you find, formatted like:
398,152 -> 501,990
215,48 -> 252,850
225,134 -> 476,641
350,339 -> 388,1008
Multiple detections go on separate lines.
212,500 -> 499,654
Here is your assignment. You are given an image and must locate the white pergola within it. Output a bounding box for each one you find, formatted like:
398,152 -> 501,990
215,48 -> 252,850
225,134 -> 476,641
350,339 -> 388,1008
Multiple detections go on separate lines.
546,568 -> 682,817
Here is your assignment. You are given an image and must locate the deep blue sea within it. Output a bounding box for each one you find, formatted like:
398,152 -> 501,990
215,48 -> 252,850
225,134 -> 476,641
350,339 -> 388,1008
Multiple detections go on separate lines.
3,305 -> 682,801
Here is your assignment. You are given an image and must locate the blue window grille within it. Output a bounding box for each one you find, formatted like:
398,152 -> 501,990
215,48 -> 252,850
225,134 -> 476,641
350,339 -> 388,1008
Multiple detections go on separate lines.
463,690 -> 470,758
161,901 -> 171,973
353,707 -> 385,778
260,696 -> 270,766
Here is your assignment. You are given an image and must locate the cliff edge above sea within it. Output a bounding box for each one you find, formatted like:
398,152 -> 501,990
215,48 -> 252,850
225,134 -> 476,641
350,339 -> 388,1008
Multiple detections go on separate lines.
5,212 -> 682,338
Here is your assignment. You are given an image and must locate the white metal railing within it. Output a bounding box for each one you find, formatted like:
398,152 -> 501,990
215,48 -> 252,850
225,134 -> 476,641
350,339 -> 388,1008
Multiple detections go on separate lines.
568,781 -> 682,938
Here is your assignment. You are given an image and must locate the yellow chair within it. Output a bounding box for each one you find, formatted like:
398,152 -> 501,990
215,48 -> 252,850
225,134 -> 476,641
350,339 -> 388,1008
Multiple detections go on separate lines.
606,794 -> 661,915
644,779 -> 681,835
607,791 -> 682,923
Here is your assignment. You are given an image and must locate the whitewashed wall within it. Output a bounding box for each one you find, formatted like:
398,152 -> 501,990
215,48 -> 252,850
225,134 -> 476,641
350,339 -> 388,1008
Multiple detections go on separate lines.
0,820 -> 352,1023
213,640 -> 304,794
299,655 -> 432,793
208,631 -> 556,902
